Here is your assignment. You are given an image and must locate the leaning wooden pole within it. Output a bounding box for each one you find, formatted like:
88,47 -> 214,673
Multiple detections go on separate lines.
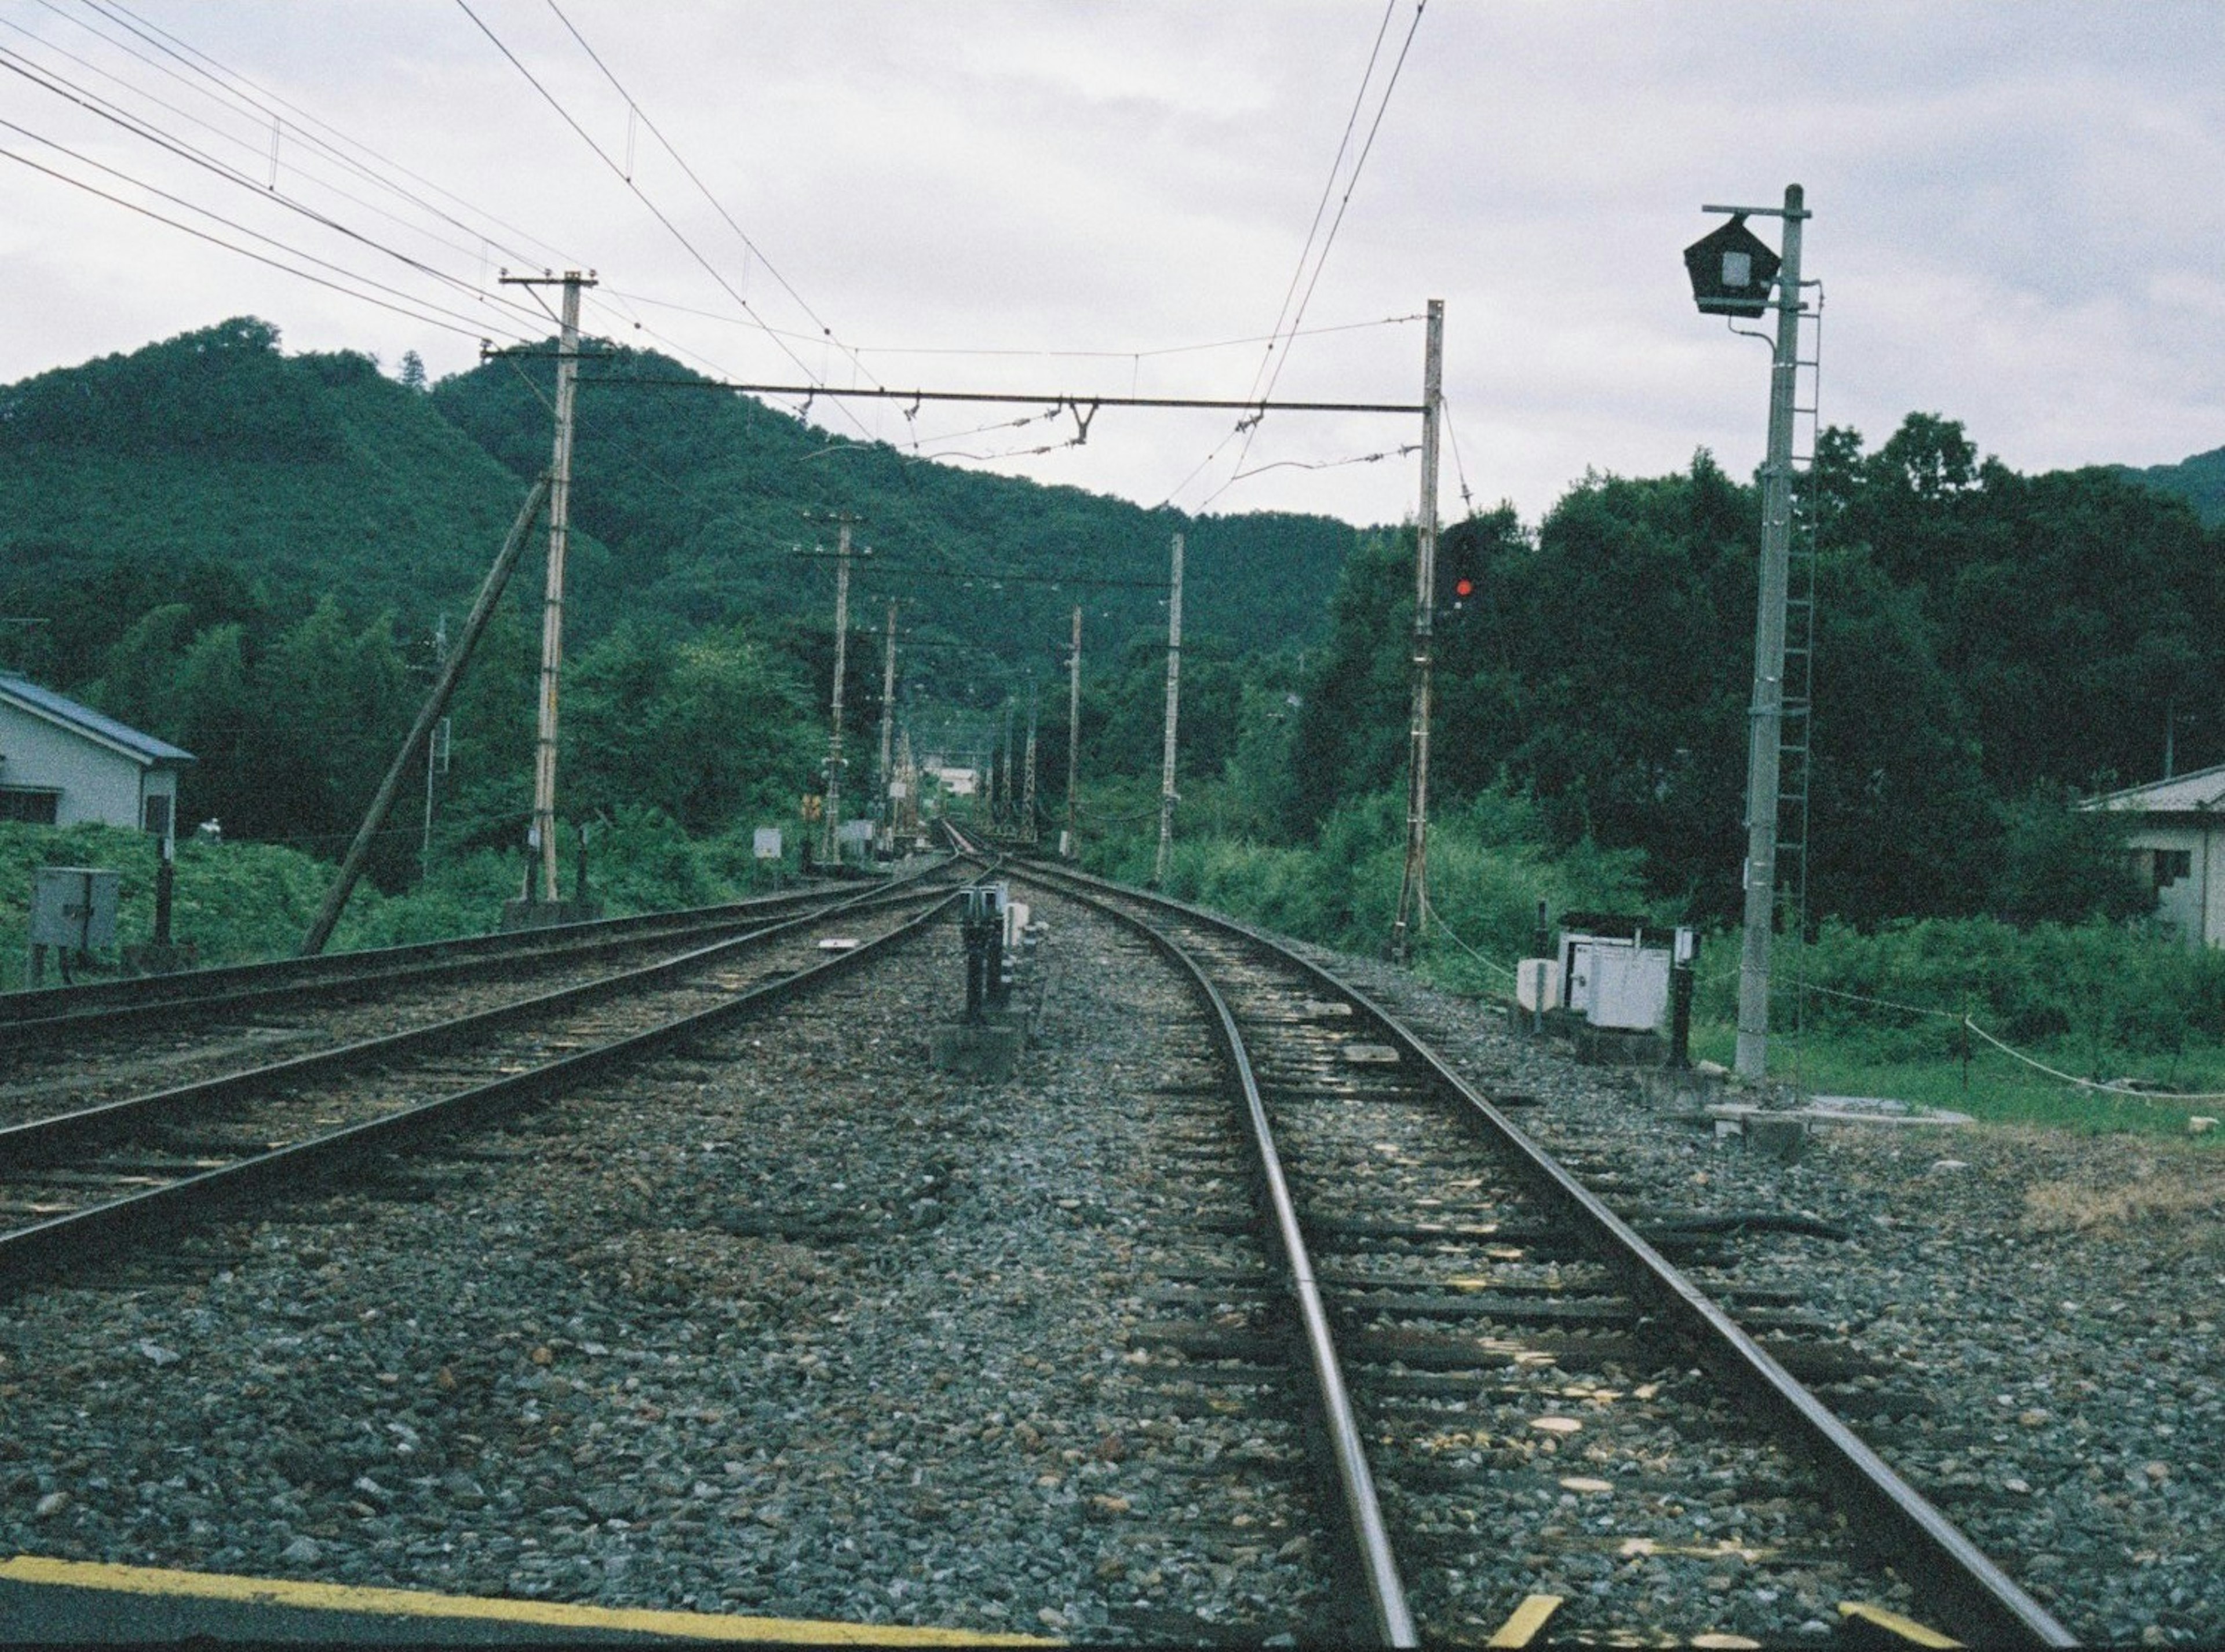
300,475 -> 553,956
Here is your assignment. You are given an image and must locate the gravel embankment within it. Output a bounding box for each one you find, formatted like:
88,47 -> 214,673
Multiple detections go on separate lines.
1,899 -> 2216,1644
1314,946 -> 2224,1648
0,904 -> 1329,1642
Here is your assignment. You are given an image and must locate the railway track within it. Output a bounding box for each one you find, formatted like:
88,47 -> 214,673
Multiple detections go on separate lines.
995,847 -> 2074,1648
0,865 -> 977,1296
0,867 -> 951,1075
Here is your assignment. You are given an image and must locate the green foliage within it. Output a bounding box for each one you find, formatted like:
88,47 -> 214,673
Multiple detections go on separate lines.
1695,912 -> 2225,1068
1989,785 -> 2154,928
1293,416 -> 2225,933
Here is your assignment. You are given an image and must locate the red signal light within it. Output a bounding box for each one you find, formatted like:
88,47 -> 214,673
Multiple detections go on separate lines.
1453,577 -> 1475,600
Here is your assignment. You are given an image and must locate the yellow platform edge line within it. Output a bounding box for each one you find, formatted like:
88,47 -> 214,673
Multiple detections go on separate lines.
1485,1592 -> 1563,1649
1837,1599 -> 1963,1649
0,1555 -> 1055,1647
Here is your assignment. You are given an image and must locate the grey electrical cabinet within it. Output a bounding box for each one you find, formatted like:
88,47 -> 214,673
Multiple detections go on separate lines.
31,866 -> 120,951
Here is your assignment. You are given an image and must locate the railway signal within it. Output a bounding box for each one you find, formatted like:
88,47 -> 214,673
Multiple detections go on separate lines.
1687,184 -> 1810,1082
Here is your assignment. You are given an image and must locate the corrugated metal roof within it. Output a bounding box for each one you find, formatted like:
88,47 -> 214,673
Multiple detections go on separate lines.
0,674 -> 195,766
2084,762 -> 2225,813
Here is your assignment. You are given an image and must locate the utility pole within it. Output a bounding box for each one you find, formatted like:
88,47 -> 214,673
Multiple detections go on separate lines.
1000,701 -> 1016,832
1064,604 -> 1082,858
809,516 -> 863,864
502,269 -> 594,902
1022,677 -> 1039,843
1391,298 -> 1445,964
422,612 -> 448,881
1154,532 -> 1184,887
877,599 -> 897,853
1730,187 -> 1807,1082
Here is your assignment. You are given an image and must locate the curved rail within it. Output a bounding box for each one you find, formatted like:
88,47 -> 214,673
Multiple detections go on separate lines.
1009,851 -> 2077,1650
1111,894 -> 1416,1646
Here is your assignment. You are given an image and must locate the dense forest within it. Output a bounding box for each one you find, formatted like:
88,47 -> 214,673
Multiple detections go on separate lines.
2,316 -> 2221,945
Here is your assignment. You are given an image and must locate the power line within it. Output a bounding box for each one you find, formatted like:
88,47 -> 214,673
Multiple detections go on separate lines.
0,139 -> 528,342
1194,0 -> 1429,512
540,0 -> 878,391
78,0 -> 587,281
0,46 -> 551,338
452,0 -> 871,438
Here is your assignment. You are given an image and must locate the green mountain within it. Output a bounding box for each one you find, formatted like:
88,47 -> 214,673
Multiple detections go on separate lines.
429,342 -> 1358,705
2121,444 -> 2225,527
0,318 -> 579,644
0,320 -> 1356,700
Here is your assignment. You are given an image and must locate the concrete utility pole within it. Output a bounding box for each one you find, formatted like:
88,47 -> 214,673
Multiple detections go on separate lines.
1391,298 -> 1445,964
1154,532 -> 1185,887
1732,185 -> 1808,1081
877,599 -> 897,851
502,269 -> 594,902
1064,604 -> 1082,858
814,516 -> 861,863
1000,702 -> 1016,830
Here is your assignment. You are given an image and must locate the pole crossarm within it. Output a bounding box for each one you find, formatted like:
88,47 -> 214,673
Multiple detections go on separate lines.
476,357 -> 1425,417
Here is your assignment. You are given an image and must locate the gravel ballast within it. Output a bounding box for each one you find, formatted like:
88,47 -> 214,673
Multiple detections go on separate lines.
0,895 -> 2217,1644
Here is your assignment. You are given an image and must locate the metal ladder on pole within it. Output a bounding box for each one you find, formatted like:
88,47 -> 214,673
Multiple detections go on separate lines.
1777,287 -> 1825,1084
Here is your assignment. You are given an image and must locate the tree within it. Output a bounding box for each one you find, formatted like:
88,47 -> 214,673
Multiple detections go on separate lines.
399,351 -> 428,393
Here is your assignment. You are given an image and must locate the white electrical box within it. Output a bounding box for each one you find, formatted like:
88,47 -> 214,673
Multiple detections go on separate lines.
753,827 -> 783,860
1516,958 -> 1561,1012
1588,944 -> 1671,1031
31,866 -> 119,951
1558,917 -> 1674,1033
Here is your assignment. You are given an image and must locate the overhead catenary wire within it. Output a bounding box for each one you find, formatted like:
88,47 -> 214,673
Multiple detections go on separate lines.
71,0 -> 588,280
539,0 -> 877,393
1194,0 -> 1429,511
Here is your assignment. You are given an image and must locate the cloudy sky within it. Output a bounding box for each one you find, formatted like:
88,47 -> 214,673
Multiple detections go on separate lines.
1,1 -> 2219,526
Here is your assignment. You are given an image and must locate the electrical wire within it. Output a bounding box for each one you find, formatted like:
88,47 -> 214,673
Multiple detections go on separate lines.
78,0 -> 586,280
0,46 -> 552,338
541,0 -> 878,393
0,138 -> 527,342
1441,393 -> 1477,513
1194,0 -> 1429,512
453,0 -> 871,438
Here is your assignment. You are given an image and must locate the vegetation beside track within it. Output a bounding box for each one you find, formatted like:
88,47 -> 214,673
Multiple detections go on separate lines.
1070,787 -> 2225,1140
0,817 -> 796,990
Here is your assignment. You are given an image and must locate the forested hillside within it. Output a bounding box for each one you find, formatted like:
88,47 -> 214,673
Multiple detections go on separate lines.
429,342 -> 1356,706
2123,444 -> 2225,527
0,319 -> 1355,887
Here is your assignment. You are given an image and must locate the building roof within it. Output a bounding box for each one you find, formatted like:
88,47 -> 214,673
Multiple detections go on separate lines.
2084,762 -> 2225,814
0,673 -> 195,767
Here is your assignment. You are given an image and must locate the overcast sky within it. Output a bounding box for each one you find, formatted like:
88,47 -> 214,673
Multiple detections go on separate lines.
1,1 -> 2220,527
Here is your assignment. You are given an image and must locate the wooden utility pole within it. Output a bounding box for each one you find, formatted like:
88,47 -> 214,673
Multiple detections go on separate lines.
301,476 -> 552,956
1154,532 -> 1184,887
1064,604 -> 1082,858
1391,299 -> 1445,965
877,599 -> 897,852
502,269 -> 594,901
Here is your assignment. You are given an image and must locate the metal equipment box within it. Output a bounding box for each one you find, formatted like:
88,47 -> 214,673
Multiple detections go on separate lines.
30,866 -> 119,951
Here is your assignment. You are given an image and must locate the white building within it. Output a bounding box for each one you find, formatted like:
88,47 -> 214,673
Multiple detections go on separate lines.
2085,763 -> 2225,946
0,674 -> 194,845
